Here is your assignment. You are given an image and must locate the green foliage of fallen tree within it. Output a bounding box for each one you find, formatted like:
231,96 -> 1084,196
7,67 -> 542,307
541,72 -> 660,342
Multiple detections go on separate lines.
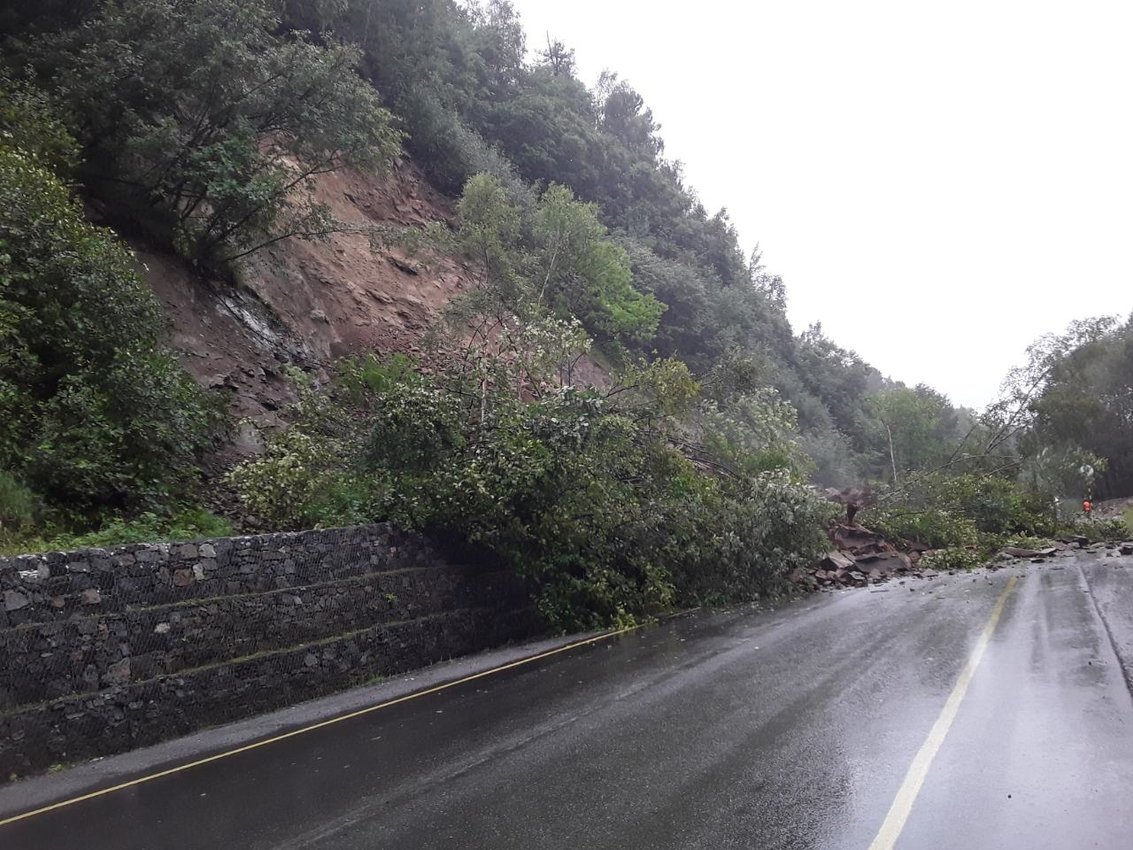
863,471 -> 1072,558
229,338 -> 830,630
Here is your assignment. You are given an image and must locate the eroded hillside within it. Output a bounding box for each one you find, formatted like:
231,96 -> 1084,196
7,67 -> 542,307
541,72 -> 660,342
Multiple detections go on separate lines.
142,161 -> 477,426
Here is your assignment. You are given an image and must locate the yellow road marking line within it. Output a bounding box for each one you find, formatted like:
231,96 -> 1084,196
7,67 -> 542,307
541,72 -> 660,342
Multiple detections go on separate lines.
0,625 -> 640,829
868,575 -> 1018,850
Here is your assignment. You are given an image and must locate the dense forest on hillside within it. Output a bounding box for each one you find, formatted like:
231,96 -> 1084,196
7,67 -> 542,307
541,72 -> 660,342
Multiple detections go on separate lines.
2,0 -> 1126,624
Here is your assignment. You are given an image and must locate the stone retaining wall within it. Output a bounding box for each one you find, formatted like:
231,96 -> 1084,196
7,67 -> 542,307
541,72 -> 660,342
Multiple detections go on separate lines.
0,524 -> 538,779
0,525 -> 438,626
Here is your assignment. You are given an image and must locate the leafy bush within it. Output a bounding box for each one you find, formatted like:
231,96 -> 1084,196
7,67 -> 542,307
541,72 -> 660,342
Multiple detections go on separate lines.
449,175 -> 665,345
226,430 -> 386,531
864,472 -> 1059,549
0,75 -> 78,175
668,472 -> 832,606
1070,517 -> 1128,543
0,141 -> 218,525
933,473 -> 1058,537
20,0 -> 402,264
865,507 -> 981,550
224,361 -> 399,530
0,470 -> 38,530
394,87 -> 531,202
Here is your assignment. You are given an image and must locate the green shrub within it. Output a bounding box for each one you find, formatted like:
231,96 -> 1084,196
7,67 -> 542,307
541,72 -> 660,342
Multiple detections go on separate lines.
1071,517 -> 1128,543
225,430 -> 387,531
0,141 -> 219,525
865,472 -> 1058,548
933,474 -> 1057,537
0,470 -> 38,530
0,75 -> 79,175
1003,534 -> 1055,549
865,507 -> 981,550
23,0 -> 402,264
668,471 -> 832,606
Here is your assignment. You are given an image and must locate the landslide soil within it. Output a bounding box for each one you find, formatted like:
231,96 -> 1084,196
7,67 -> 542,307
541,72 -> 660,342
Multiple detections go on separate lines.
142,161 -> 477,433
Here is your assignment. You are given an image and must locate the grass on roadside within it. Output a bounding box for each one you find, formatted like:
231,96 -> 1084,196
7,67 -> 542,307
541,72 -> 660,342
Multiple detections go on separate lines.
0,508 -> 234,556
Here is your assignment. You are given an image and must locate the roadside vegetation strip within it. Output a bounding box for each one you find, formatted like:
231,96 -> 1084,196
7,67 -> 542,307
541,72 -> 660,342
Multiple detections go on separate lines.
867,576 -> 1018,850
0,625 -> 641,829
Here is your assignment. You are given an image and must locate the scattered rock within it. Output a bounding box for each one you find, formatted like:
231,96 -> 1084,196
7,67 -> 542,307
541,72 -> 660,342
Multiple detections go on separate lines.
830,525 -> 894,556
80,589 -> 102,605
1002,546 -> 1057,559
387,256 -> 421,276
789,522 -> 943,590
854,551 -> 913,574
104,659 -> 130,685
171,569 -> 194,588
821,551 -> 855,571
3,590 -> 30,612
1120,542 -> 1133,556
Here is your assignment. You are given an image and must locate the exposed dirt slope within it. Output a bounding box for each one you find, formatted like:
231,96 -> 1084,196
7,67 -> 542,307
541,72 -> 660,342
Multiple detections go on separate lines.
246,163 -> 476,363
141,161 -> 480,431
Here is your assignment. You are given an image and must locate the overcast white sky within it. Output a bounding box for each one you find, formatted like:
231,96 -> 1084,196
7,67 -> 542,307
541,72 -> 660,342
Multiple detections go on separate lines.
508,0 -> 1133,409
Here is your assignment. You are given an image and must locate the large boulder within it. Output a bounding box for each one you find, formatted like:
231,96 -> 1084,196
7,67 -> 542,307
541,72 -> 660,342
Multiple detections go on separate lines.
1001,546 -> 1057,559
830,524 -> 893,556
819,551 -> 855,571
853,551 -> 912,574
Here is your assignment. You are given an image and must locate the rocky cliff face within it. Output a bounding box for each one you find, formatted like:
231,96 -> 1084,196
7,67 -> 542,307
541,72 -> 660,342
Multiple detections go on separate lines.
142,161 -> 479,430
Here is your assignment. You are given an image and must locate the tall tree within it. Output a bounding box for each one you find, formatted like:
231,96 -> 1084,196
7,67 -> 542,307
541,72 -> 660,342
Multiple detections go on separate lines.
19,0 -> 401,264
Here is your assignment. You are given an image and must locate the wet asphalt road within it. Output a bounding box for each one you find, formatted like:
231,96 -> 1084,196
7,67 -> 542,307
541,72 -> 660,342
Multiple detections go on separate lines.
4,554 -> 1133,849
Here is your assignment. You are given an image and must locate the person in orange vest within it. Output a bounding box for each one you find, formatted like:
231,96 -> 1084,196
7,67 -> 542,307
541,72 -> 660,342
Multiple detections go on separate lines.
1083,498 -> 1093,515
